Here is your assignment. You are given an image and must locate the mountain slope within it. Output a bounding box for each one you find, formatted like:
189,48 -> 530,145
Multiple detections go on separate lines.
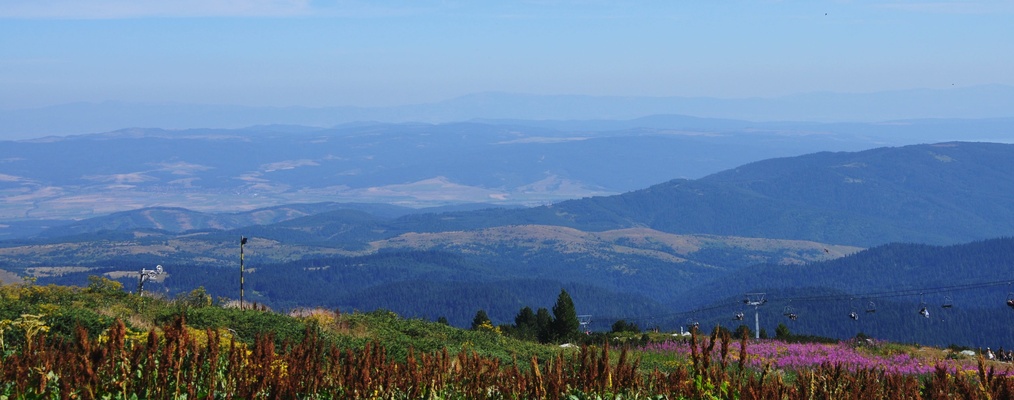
31,202 -> 500,239
402,142 -> 1014,246
1,120 -> 873,222
18,141 -> 1011,253
6,117 -> 1012,225
677,237 -> 1014,347
10,141 -> 1012,260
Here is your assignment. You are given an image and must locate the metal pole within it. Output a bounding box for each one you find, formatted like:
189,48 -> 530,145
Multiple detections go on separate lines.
754,307 -> 760,339
136,264 -> 162,296
240,236 -> 246,310
744,293 -> 765,340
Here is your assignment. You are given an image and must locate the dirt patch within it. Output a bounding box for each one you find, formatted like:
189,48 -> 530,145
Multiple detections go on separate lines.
0,268 -> 23,285
24,266 -> 94,277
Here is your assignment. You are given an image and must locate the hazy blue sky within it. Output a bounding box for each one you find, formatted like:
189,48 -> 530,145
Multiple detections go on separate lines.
2,0 -> 1012,109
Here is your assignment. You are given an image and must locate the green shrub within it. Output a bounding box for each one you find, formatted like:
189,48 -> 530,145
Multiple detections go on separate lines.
46,307 -> 113,340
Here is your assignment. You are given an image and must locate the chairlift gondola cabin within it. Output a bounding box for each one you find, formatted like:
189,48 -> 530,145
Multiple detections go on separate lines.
865,300 -> 876,313
1007,292 -> 1014,310
941,296 -> 953,309
783,306 -> 797,321
744,293 -> 767,306
734,311 -> 745,321
686,317 -> 700,331
849,311 -> 859,321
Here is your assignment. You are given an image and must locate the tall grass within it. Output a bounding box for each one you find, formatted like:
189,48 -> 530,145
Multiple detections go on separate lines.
1,316 -> 1013,399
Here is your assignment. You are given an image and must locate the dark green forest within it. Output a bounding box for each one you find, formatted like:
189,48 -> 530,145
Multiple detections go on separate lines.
25,237 -> 1014,348
17,142 -> 1014,249
8,142 -> 1014,349
386,142 -> 1014,247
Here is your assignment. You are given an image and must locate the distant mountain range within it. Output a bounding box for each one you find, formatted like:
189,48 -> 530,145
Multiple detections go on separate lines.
9,141 -> 1014,247
4,141 -> 1014,346
3,117 -> 1014,230
584,141 -> 1014,246
362,141 -> 1014,247
3,85 -> 1014,139
27,202 -> 504,240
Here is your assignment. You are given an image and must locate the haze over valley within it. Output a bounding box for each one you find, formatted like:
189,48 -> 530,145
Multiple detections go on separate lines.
3,1 -> 1014,350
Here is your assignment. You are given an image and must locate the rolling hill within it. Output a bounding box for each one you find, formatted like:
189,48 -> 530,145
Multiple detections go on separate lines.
4,116 -> 1011,230
674,237 -> 1014,348
4,141 -> 1014,347
31,202 -> 505,239
386,141 -> 1014,246
0,120 -> 877,225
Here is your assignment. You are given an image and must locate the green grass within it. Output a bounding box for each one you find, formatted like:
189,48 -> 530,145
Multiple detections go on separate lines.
0,278 -> 566,366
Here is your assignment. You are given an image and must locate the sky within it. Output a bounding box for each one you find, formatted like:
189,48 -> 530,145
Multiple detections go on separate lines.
2,0 -> 1013,109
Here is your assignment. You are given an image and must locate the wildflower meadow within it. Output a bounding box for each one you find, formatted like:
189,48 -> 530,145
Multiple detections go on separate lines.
3,314 -> 1014,399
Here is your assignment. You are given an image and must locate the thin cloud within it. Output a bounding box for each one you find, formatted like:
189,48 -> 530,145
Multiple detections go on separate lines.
0,173 -> 25,182
0,0 -> 313,19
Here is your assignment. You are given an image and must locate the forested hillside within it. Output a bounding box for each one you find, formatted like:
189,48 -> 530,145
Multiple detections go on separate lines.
4,142 -> 1014,347
541,142 -> 1014,246
15,142 -> 1014,248
673,237 -> 1014,347
19,236 -> 1014,347
0,118 -> 883,226
342,142 -> 1014,247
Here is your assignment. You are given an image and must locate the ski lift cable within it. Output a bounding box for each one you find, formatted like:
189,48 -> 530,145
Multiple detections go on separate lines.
584,280 -> 1012,327
781,279 -> 1010,304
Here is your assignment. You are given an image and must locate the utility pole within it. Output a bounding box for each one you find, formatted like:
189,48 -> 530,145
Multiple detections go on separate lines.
744,293 -> 767,339
240,236 -> 247,310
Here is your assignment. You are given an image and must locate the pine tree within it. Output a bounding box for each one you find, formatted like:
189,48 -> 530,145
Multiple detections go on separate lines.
471,309 -> 491,330
611,319 -> 639,334
514,306 -> 537,341
775,323 -> 791,340
734,324 -> 751,339
535,307 -> 553,344
551,289 -> 579,343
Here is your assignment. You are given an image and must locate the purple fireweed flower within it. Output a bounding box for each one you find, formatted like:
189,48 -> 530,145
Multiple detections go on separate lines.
640,339 -> 1010,376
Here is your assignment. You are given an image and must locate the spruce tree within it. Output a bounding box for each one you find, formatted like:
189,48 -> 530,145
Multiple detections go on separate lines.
471,309 -> 491,330
535,307 -> 553,343
775,323 -> 791,340
551,289 -> 579,343
514,306 -> 537,341
611,319 -> 639,334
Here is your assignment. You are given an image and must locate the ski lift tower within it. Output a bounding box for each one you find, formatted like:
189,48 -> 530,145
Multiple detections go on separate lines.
743,293 -> 767,339
578,315 -> 592,334
137,264 -> 163,295
240,236 -> 247,310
